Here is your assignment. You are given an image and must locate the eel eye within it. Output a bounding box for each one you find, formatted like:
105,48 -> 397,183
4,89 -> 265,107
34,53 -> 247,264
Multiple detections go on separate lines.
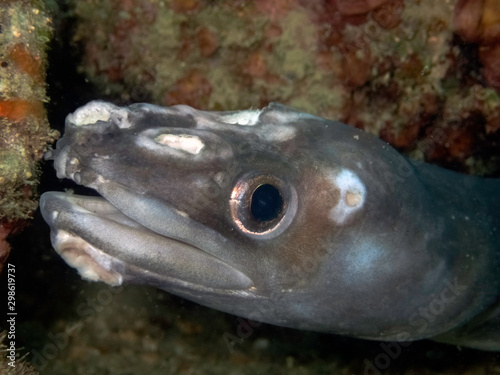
250,184 -> 283,222
230,174 -> 297,239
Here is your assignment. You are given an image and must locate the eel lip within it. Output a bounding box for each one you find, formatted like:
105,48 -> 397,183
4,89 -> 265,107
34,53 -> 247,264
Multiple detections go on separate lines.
47,229 -> 125,287
40,191 -> 254,291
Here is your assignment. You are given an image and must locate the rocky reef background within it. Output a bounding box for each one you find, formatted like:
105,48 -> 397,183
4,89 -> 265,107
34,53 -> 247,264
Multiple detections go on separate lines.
0,0 -> 57,274
2,0 -> 500,374
71,0 -> 500,175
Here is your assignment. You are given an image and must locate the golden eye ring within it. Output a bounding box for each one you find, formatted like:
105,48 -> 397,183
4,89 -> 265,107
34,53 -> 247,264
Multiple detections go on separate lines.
229,173 -> 297,239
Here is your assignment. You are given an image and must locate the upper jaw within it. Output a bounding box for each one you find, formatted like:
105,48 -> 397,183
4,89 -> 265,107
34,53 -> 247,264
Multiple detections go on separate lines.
40,191 -> 254,291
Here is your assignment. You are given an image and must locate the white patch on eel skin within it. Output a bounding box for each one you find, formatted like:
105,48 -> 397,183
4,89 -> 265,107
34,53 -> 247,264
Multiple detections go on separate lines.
67,101 -> 131,128
258,125 -> 297,143
155,134 -> 205,155
328,169 -> 366,225
219,109 -> 262,126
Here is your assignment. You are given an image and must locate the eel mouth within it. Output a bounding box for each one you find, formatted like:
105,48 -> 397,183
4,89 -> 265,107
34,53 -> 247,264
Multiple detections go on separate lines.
40,191 -> 254,291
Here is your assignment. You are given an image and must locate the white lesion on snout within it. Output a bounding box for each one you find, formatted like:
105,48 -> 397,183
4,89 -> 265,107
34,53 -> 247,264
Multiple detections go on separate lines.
154,133 -> 205,155
66,101 -> 131,129
219,109 -> 262,126
328,169 -> 366,225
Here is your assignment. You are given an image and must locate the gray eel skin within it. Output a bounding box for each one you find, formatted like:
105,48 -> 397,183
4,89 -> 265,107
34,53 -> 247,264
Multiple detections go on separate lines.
40,101 -> 500,350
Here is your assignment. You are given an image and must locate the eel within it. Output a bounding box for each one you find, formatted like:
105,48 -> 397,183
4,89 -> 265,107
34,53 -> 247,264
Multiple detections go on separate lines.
40,101 -> 500,350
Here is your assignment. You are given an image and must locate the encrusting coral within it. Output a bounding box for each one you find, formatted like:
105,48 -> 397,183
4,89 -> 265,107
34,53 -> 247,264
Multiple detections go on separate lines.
0,1 -> 58,271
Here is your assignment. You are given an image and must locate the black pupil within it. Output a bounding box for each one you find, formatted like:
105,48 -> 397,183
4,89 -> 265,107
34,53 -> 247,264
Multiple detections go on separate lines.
250,184 -> 283,222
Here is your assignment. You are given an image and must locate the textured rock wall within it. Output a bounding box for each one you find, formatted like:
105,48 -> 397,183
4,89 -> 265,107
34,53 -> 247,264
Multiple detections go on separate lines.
0,0 -> 58,270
